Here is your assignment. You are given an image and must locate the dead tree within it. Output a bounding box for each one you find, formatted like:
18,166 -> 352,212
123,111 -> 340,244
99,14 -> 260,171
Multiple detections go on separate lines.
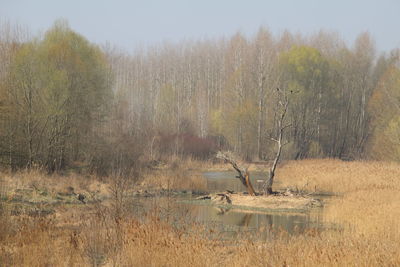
216,151 -> 256,196
263,88 -> 291,195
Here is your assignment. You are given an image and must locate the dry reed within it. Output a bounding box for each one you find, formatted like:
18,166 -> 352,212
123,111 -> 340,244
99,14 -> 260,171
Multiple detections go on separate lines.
1,159 -> 400,266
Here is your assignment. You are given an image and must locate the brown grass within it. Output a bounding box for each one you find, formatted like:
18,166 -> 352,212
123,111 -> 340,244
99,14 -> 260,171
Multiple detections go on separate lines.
1,159 -> 400,266
140,159 -> 208,192
276,159 -> 400,239
1,169 -> 110,202
140,169 -> 207,192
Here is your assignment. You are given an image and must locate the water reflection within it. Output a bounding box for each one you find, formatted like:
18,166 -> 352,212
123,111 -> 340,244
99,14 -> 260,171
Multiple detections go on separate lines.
129,195 -> 324,240
187,202 -> 323,234
203,171 -> 285,193
128,171 -> 325,239
203,171 -> 268,193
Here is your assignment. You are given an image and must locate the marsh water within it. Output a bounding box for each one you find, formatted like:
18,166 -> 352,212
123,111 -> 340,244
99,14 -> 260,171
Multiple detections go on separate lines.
131,171 -> 326,239
203,171 -> 279,193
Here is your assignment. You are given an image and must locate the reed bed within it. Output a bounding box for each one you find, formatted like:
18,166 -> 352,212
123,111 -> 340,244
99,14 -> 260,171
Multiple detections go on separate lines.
1,159 -> 400,266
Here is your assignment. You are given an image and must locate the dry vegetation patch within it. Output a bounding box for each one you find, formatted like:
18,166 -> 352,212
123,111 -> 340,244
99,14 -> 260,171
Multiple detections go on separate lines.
139,167 -> 208,193
276,159 -> 400,193
1,170 -> 109,203
1,159 -> 400,266
276,159 -> 400,239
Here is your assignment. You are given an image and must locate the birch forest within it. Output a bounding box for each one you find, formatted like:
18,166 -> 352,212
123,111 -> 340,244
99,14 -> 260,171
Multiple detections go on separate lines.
1,20 -> 399,174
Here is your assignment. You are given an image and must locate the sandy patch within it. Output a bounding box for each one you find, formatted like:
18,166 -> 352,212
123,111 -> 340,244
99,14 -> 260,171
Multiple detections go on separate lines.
206,193 -> 322,211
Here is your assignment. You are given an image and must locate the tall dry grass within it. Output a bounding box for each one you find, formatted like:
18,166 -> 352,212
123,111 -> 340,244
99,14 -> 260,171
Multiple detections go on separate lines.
140,158 -> 208,192
1,169 -> 110,202
276,159 -> 400,240
277,159 -> 400,194
1,212 -> 399,266
141,169 -> 207,192
1,159 -> 400,266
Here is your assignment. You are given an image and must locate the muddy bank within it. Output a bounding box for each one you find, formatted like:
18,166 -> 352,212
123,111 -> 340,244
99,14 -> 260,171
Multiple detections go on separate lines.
132,188 -> 208,197
195,192 -> 323,212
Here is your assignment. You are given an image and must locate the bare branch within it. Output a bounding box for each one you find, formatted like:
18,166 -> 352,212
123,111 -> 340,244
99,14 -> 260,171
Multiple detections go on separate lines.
216,151 -> 256,195
216,151 -> 246,177
283,141 -> 291,146
263,87 -> 293,195
283,123 -> 292,130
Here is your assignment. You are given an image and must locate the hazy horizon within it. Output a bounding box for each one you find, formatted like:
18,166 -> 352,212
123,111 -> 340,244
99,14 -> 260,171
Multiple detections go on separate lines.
1,0 -> 399,52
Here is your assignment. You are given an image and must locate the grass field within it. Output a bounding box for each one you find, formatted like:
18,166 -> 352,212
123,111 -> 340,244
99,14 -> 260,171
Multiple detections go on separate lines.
1,159 -> 400,266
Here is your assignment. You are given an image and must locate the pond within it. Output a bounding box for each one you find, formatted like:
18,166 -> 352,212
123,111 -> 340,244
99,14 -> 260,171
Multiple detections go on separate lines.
203,171 -> 283,193
129,171 -> 327,240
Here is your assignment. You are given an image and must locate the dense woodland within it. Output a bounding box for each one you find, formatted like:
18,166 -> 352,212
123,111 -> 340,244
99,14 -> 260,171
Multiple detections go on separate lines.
0,20 -> 399,174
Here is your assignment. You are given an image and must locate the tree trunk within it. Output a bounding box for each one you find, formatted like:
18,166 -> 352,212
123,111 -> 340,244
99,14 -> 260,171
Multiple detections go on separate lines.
263,88 -> 290,195
216,151 -> 256,196
245,173 -> 256,195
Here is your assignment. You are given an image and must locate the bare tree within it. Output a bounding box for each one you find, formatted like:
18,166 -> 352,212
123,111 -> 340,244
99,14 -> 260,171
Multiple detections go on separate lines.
264,88 -> 291,195
216,151 -> 256,195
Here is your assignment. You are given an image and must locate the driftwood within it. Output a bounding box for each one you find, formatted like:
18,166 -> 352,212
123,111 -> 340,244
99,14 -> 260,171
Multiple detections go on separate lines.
196,195 -> 211,200
216,193 -> 232,204
216,151 -> 256,196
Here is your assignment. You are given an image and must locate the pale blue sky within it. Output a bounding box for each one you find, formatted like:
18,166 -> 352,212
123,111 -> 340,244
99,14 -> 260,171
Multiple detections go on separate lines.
1,0 -> 399,52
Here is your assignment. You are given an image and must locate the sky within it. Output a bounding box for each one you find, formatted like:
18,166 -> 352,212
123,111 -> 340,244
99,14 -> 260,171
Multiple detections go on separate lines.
1,0 -> 399,52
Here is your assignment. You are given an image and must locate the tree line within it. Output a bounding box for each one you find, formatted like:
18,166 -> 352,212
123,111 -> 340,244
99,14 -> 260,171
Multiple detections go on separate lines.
0,20 -> 399,174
